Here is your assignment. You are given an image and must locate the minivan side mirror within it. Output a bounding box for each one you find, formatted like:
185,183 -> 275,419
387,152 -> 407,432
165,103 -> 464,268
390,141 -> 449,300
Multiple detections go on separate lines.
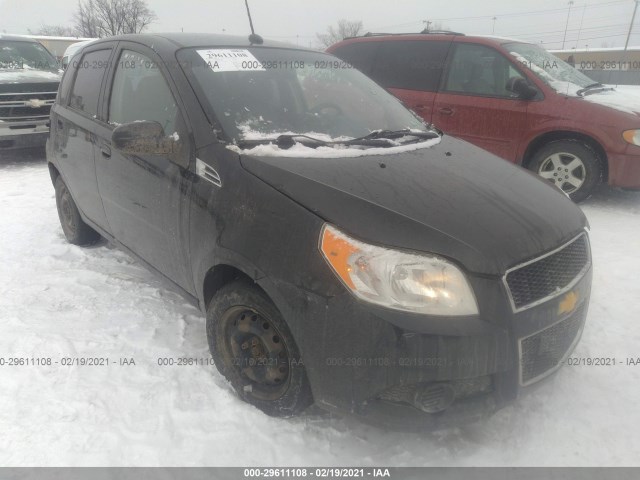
112,121 -> 177,155
506,77 -> 538,100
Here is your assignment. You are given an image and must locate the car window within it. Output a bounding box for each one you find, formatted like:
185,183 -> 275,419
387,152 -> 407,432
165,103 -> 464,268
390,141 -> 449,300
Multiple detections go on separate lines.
331,41 -> 379,75
108,49 -> 178,135
370,40 -> 450,92
444,43 -> 525,97
69,49 -> 111,116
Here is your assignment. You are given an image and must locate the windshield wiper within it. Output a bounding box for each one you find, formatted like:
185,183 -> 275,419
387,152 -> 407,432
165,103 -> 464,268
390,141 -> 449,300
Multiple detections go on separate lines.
236,134 -> 330,149
346,128 -> 440,143
576,82 -> 612,97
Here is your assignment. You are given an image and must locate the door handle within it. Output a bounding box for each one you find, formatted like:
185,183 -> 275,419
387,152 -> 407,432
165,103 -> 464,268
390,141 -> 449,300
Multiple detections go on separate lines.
438,107 -> 454,116
414,104 -> 427,110
100,145 -> 111,158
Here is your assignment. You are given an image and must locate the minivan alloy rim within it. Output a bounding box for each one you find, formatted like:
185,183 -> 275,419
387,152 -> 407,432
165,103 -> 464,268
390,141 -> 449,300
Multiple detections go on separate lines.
537,152 -> 585,194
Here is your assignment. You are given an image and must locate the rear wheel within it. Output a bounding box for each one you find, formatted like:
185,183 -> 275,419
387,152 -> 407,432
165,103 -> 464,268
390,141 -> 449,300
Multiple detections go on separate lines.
528,139 -> 603,202
54,176 -> 100,246
206,280 -> 313,417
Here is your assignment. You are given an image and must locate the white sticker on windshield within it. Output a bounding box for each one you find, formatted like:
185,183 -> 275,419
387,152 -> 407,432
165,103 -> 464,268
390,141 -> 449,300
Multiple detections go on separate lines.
197,49 -> 265,73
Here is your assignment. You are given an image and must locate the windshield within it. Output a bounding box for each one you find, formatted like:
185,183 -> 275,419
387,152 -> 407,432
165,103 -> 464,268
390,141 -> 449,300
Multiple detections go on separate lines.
505,42 -> 595,96
177,47 -> 428,143
0,40 -> 59,71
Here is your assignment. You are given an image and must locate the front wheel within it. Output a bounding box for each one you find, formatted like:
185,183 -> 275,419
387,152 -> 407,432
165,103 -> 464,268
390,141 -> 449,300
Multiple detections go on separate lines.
206,280 -> 313,417
527,140 -> 603,202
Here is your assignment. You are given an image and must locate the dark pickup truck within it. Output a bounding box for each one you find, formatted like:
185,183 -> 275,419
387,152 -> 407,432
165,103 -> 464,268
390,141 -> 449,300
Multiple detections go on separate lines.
0,34 -> 61,151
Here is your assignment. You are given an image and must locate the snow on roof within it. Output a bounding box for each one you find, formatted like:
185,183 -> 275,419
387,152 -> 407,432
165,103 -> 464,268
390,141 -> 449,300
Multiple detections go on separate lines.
0,34 -> 96,42
550,46 -> 640,53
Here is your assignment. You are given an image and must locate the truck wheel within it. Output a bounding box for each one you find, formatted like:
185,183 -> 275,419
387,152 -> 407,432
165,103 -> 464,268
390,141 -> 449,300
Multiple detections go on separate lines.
54,176 -> 100,246
528,139 -> 603,202
206,280 -> 313,417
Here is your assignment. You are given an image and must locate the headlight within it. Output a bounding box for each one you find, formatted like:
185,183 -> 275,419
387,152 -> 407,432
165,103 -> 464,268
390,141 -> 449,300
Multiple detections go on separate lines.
319,224 -> 478,316
623,129 -> 640,146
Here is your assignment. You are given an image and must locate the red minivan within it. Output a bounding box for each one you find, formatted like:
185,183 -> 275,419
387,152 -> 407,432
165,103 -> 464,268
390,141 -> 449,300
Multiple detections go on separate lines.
328,32 -> 640,201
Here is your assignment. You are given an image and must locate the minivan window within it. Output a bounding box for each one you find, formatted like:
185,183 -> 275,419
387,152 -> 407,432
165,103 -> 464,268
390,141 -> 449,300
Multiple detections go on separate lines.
444,43 -> 525,97
0,40 -> 58,71
69,49 -> 111,116
177,47 -> 426,142
330,41 -> 378,75
506,42 -> 594,95
371,40 -> 449,92
109,50 -> 178,135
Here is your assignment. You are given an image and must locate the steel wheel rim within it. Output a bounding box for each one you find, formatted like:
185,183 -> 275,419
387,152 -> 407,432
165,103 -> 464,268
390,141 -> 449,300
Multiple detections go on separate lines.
60,190 -> 76,234
220,306 -> 291,400
537,152 -> 586,194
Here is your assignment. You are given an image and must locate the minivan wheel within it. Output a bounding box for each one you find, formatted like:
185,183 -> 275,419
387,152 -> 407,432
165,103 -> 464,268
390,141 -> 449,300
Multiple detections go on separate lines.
528,140 -> 602,202
54,176 -> 101,246
206,280 -> 313,417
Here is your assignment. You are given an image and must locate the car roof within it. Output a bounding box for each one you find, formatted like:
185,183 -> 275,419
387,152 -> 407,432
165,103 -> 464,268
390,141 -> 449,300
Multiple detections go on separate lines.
87,32 -> 314,54
329,32 -> 530,49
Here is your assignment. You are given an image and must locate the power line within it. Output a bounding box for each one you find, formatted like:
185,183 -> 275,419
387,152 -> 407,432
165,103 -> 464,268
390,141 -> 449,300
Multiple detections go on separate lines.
367,0 -> 629,31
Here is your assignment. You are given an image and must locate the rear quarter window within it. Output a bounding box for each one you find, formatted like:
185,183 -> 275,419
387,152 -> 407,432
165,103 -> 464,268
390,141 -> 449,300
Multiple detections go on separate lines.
370,40 -> 451,92
69,49 -> 112,117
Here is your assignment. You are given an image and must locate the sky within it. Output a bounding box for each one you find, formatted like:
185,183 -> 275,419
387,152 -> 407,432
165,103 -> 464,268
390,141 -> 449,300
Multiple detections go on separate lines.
0,0 -> 638,50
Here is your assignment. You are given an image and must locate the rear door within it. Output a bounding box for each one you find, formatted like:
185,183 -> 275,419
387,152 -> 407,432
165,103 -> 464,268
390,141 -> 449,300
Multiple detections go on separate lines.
54,45 -> 114,231
369,40 -> 451,123
433,42 -> 529,161
94,44 -> 194,292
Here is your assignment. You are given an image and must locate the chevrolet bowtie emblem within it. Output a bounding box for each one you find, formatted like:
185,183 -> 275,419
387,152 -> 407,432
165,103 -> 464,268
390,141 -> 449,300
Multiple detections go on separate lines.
558,291 -> 578,316
26,99 -> 44,108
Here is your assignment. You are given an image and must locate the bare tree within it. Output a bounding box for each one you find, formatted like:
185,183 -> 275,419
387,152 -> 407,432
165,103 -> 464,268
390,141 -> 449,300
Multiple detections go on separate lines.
316,19 -> 363,48
74,0 -> 156,38
34,24 -> 78,37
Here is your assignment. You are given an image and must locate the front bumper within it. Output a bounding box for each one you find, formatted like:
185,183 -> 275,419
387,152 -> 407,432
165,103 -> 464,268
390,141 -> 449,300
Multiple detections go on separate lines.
608,150 -> 640,189
0,123 -> 49,150
265,261 -> 592,430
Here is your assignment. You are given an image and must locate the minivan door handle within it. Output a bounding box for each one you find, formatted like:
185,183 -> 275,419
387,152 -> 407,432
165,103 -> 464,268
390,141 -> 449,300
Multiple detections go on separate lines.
438,107 -> 454,116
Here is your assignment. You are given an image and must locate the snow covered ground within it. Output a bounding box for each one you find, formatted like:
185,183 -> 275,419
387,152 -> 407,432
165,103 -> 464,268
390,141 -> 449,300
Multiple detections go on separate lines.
1,148 -> 640,467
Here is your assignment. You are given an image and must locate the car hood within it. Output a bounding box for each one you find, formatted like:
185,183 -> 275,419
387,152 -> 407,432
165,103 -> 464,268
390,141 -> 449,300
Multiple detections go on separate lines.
239,135 -> 587,275
0,69 -> 61,92
580,87 -> 640,117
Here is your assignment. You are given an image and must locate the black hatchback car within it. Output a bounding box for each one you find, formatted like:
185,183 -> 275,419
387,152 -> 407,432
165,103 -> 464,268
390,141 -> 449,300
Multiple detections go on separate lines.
47,33 -> 592,429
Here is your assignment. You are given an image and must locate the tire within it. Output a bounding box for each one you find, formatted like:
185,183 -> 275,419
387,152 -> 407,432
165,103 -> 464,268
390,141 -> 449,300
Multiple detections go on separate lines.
54,176 -> 101,246
527,139 -> 603,203
206,280 -> 313,417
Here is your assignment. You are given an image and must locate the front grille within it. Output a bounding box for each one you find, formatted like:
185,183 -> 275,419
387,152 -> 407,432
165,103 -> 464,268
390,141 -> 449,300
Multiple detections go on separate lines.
0,91 -> 56,123
519,304 -> 586,385
505,234 -> 590,310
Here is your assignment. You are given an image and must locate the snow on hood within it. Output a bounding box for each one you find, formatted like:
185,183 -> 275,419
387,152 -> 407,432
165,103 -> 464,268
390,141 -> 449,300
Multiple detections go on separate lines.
228,127 -> 442,158
582,89 -> 640,116
0,68 -> 62,84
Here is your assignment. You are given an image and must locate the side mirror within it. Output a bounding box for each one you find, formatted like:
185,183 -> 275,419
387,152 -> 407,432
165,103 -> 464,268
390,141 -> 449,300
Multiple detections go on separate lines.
506,77 -> 538,100
112,121 -> 177,155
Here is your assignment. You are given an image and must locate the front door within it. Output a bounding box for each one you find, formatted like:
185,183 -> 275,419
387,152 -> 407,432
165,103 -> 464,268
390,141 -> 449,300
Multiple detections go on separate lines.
433,42 -> 530,162
94,46 -> 194,293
